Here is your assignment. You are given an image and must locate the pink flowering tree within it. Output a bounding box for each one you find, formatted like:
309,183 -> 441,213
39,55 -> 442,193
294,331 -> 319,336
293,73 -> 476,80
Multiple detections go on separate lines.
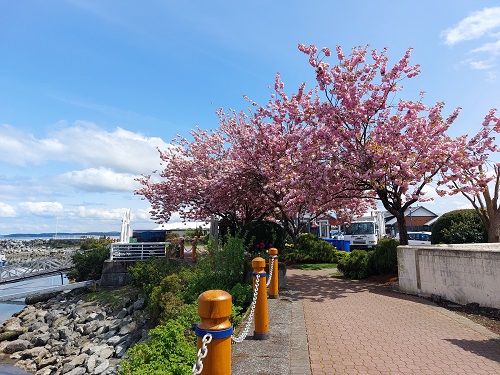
135,127 -> 273,232
438,109 -> 500,242
299,44 -> 463,245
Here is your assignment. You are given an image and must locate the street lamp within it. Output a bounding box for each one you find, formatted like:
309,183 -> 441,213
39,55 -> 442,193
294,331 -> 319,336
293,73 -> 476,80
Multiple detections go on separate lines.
409,206 -> 413,231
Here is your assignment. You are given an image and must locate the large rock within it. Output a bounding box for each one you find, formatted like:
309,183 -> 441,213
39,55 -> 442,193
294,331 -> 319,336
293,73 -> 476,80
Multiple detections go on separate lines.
3,339 -> 30,354
32,333 -> 50,347
0,330 -> 23,341
93,358 -> 110,374
2,317 -> 23,331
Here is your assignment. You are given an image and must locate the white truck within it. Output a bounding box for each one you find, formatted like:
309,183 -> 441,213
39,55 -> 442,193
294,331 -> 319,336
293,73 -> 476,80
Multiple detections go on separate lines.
342,211 -> 386,249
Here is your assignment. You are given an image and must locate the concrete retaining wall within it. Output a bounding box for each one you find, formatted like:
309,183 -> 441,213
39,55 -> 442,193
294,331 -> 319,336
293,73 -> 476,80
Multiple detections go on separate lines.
100,260 -> 134,287
397,243 -> 500,309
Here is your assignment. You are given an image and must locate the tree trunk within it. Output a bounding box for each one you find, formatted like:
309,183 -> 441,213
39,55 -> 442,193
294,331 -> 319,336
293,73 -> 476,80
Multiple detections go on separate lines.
487,213 -> 500,242
395,212 -> 409,245
375,189 -> 414,246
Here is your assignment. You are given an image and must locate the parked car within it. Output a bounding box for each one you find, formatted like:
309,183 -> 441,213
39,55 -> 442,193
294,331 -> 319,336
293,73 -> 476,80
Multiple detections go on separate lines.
395,231 -> 431,245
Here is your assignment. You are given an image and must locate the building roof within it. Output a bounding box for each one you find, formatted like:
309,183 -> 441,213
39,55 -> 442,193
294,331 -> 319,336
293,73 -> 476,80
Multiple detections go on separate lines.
384,205 -> 439,225
404,205 -> 438,218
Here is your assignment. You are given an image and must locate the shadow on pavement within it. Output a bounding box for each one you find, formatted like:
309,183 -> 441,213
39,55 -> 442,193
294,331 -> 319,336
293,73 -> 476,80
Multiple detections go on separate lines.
445,338 -> 500,363
285,269 -> 432,307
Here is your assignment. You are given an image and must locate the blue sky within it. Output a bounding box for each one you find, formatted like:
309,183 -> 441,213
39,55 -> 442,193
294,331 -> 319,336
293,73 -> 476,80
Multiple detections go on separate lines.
1,1 -> 500,235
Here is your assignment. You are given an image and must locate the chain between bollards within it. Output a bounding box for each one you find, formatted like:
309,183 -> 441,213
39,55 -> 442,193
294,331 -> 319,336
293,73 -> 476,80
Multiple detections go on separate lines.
192,333 -> 212,374
231,274 -> 260,343
266,256 -> 275,287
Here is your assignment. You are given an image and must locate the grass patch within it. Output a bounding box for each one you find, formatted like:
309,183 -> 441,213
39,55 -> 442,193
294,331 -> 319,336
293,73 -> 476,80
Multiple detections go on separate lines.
83,285 -> 140,308
294,263 -> 338,270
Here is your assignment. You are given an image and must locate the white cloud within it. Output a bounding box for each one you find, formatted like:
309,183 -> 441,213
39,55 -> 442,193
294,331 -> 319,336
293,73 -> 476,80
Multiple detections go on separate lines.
487,71 -> 498,81
134,208 -> 153,221
58,168 -> 140,192
441,7 -> 500,76
76,206 -> 128,220
465,58 -> 496,70
470,40 -> 500,55
0,125 -> 61,166
442,7 -> 500,45
0,122 -> 170,175
0,202 -> 16,217
19,201 -> 64,216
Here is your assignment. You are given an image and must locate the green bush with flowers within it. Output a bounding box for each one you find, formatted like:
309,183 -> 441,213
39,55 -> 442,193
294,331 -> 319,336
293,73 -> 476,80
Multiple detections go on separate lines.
237,220 -> 287,255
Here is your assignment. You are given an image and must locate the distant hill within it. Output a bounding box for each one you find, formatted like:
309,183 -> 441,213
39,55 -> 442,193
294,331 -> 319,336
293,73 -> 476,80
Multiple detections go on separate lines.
0,232 -> 121,239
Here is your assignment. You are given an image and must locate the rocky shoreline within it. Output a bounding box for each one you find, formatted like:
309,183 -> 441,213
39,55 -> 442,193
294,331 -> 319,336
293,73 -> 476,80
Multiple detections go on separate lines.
0,287 -> 150,375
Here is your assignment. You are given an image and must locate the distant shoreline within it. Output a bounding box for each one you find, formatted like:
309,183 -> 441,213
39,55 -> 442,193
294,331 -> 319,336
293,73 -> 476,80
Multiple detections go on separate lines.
0,232 -> 120,239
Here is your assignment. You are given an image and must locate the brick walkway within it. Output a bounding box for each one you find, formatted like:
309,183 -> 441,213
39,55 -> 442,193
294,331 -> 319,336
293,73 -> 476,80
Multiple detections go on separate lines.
287,268 -> 500,375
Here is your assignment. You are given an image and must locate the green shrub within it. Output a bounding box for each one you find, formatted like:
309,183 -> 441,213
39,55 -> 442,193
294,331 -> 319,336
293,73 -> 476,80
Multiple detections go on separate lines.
431,209 -> 487,244
129,258 -> 183,300
337,250 -> 375,279
79,238 -> 111,250
282,233 -> 347,264
148,272 -> 192,324
67,241 -> 110,281
238,220 -> 286,254
182,236 -> 248,303
129,236 -> 251,324
372,238 -> 398,274
338,239 -> 399,279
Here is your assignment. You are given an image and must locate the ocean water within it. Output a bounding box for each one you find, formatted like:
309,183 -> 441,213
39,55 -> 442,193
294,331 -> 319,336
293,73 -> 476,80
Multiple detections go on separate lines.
0,274 -> 69,322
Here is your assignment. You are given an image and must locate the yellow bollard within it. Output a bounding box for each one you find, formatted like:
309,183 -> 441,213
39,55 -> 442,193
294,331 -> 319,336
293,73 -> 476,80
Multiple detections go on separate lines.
252,257 -> 269,340
195,290 -> 233,375
268,248 -> 279,299
180,237 -> 185,259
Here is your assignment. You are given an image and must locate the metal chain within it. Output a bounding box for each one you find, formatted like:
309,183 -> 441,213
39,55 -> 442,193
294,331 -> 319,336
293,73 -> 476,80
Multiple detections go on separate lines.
266,256 -> 275,287
231,274 -> 260,343
192,333 -> 212,374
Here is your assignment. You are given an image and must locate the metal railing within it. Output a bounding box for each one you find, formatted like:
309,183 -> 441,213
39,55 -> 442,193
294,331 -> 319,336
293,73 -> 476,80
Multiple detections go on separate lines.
0,258 -> 73,284
109,242 -> 167,261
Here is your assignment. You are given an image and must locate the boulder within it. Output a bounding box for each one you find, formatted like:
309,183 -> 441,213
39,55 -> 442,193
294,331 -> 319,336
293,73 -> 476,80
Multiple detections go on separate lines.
93,358 -> 110,374
3,339 -> 30,354
0,330 -> 23,342
20,346 -> 49,360
2,317 -> 23,331
85,354 -> 97,373
32,333 -> 51,347
67,367 -> 86,375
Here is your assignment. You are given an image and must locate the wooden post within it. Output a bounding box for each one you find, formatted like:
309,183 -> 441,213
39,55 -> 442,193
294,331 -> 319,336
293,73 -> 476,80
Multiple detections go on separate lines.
180,237 -> 185,259
192,236 -> 198,263
252,257 -> 269,339
195,290 -> 232,375
268,248 -> 279,299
